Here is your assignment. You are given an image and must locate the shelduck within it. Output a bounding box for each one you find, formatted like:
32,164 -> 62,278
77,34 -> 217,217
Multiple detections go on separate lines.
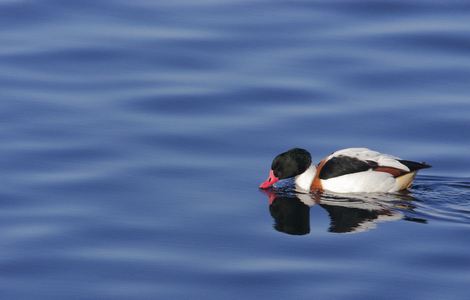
259,148 -> 431,193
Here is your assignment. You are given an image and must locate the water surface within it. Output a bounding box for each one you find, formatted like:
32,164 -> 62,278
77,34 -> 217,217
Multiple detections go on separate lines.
1,0 -> 470,299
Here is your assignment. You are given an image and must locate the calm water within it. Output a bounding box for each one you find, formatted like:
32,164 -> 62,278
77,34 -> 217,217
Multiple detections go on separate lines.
1,0 -> 470,299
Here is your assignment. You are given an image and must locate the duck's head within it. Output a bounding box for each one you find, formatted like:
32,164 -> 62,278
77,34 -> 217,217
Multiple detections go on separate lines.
259,148 -> 312,189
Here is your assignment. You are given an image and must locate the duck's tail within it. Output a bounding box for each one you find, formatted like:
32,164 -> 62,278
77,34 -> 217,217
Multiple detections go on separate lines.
398,160 -> 432,172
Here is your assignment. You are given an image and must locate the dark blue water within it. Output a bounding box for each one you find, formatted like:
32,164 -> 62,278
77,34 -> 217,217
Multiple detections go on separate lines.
1,1 -> 470,299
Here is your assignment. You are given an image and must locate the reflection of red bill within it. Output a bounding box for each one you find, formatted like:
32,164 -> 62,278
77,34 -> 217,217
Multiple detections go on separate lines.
259,188 -> 277,205
259,169 -> 279,189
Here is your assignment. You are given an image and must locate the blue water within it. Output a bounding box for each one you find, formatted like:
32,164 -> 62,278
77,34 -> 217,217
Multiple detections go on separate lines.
1,0 -> 470,299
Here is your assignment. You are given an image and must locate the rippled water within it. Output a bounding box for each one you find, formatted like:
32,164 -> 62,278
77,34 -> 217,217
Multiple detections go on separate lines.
1,1 -> 470,299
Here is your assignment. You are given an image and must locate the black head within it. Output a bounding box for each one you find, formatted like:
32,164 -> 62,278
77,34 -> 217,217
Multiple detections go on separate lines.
271,148 -> 312,179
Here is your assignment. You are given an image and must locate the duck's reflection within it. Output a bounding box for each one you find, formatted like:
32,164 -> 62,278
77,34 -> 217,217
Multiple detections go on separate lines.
320,202 -> 400,233
263,189 -> 426,235
269,195 -> 311,235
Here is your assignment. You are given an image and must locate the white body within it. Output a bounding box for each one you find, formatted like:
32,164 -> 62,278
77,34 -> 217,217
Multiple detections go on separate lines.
294,148 -> 413,193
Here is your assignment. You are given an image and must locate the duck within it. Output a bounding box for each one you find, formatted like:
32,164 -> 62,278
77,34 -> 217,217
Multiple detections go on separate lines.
259,148 -> 431,193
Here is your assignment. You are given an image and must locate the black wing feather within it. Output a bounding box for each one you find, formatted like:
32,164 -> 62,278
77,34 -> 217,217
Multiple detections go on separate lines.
319,156 -> 373,180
